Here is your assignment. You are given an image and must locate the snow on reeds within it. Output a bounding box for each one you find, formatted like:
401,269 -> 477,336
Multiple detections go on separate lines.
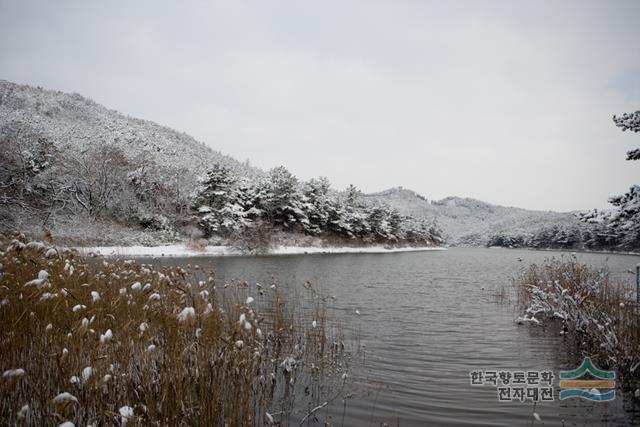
99,329 -> 113,344
0,235 -> 350,425
2,368 -> 26,378
515,255 -> 640,387
176,306 -> 195,322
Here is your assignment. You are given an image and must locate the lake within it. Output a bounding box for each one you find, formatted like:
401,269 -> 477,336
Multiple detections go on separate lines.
143,247 -> 640,426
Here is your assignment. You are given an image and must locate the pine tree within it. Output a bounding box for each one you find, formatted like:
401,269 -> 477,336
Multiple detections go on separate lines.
613,111 -> 640,132
577,111 -> 640,251
194,164 -> 236,210
189,164 -> 443,247
264,166 -> 308,229
340,184 -> 369,238
606,111 -> 640,250
607,185 -> 640,249
193,163 -> 248,236
366,204 -> 394,242
302,177 -> 332,234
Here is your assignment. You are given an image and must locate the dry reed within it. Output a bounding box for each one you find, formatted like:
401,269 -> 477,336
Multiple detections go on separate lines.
514,255 -> 640,389
0,235 -> 349,426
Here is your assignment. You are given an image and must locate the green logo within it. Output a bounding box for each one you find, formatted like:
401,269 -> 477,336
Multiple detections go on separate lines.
559,357 -> 615,401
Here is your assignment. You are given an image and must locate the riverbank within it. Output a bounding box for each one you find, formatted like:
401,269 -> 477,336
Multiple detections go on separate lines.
76,244 -> 446,257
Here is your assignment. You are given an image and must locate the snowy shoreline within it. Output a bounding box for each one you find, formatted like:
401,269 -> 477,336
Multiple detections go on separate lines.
487,245 -> 640,257
76,244 -> 446,258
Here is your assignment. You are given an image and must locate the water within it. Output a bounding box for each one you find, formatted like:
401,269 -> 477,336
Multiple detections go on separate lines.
144,247 -> 640,426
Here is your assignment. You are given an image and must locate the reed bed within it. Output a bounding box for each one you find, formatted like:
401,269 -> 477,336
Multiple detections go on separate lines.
514,255 -> 640,389
0,235 -> 350,426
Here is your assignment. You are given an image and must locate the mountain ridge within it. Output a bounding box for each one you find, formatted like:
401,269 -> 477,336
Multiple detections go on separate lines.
368,186 -> 578,214
366,186 -> 581,245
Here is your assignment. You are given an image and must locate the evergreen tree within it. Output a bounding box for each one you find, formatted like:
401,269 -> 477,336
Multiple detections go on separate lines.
581,111 -> 640,251
340,184 -> 369,238
189,164 -> 443,247
264,166 -> 309,229
236,177 -> 266,222
193,163 -> 248,236
387,209 -> 405,240
367,204 -> 394,241
302,177 -> 332,234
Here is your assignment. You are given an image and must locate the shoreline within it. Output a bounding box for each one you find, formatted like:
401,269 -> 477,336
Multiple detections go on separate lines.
76,244 -> 447,258
486,245 -> 640,258
73,244 -> 640,258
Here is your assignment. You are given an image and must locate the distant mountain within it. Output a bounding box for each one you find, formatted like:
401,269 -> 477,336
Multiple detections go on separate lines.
366,187 -> 580,245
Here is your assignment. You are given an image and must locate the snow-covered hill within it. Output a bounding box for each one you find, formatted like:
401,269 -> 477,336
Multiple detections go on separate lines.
0,80 -> 260,180
366,187 -> 581,245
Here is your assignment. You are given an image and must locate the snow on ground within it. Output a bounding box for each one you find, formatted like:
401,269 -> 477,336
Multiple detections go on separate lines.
76,244 -> 446,258
270,245 -> 445,255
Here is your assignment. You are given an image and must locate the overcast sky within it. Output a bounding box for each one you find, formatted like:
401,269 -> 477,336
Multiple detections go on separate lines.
1,1 -> 639,211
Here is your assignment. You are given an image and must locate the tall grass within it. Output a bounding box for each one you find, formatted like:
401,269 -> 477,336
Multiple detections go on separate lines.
0,236 -> 349,426
514,256 -> 640,388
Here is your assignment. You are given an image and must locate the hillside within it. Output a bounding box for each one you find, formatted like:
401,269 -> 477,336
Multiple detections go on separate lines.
0,80 -> 260,178
366,187 -> 581,245
0,80 -> 268,244
0,81 -> 441,249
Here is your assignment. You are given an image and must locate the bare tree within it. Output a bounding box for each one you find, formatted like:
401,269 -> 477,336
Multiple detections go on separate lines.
60,144 -> 130,218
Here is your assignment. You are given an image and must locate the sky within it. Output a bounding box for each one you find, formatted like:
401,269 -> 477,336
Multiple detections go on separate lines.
1,1 -> 639,212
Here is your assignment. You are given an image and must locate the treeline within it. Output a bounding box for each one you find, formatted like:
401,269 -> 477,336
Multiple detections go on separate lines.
488,111 -> 640,253
192,164 -> 443,248
486,220 -> 638,252
0,124 -> 442,248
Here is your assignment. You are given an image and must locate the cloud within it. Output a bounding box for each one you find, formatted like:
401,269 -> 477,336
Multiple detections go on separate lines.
1,0 -> 638,211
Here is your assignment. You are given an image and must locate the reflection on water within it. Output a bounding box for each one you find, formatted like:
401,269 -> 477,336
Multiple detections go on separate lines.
143,247 -> 640,426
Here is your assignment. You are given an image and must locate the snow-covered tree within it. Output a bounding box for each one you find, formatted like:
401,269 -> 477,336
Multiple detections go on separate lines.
613,111 -> 640,132
59,144 -> 131,219
235,177 -> 266,222
608,112 -> 640,249
263,166 -> 308,229
486,233 -> 527,248
336,185 -> 370,238
302,177 -> 333,234
605,185 -> 640,249
613,111 -> 639,160
192,163 -> 249,236
578,111 -> 640,250
400,216 -> 442,245
366,204 -> 395,241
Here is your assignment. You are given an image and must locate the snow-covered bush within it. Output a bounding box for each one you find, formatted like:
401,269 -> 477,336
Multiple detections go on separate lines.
515,257 -> 639,386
